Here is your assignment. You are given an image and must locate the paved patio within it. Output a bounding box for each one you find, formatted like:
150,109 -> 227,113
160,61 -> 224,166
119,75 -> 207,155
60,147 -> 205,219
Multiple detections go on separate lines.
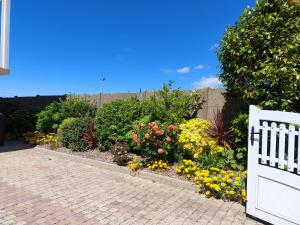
0,145 -> 262,225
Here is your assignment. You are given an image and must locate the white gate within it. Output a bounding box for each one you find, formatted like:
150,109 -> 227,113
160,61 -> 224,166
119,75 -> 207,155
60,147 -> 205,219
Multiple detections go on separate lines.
247,105 -> 300,225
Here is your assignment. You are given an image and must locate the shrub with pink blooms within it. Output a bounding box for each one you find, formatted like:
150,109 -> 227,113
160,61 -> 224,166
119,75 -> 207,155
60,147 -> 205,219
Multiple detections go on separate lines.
131,122 -> 181,162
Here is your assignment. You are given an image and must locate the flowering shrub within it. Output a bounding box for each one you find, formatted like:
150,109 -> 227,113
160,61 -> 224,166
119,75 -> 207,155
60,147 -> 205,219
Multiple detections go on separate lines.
23,132 -> 60,149
147,160 -> 170,171
178,119 -> 224,158
176,160 -> 247,202
132,122 -> 180,162
37,133 -> 60,149
128,156 -> 143,172
23,132 -> 45,145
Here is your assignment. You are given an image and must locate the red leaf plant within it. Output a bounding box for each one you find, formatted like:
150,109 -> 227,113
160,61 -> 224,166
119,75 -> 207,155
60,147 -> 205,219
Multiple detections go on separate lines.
206,109 -> 233,148
83,118 -> 100,150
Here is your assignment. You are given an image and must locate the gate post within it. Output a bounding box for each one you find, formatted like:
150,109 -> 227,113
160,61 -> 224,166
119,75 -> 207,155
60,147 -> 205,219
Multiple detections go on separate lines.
246,105 -> 260,215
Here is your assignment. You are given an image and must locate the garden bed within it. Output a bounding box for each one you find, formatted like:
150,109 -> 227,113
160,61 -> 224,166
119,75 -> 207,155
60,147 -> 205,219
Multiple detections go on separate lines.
40,144 -> 186,181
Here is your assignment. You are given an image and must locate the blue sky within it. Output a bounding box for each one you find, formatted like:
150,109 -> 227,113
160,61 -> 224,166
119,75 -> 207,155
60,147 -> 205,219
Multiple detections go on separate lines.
0,0 -> 254,97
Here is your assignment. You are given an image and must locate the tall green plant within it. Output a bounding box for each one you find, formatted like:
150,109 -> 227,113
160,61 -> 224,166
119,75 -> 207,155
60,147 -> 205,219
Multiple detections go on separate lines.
144,81 -> 204,124
218,0 -> 300,112
36,96 -> 96,132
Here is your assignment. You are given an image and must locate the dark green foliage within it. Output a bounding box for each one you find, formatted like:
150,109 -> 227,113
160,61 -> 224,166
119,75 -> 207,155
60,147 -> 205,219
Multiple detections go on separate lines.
196,148 -> 244,171
60,117 -> 88,151
36,96 -> 96,132
7,108 -> 40,137
95,97 -> 146,147
218,0 -> 300,111
144,82 -> 205,124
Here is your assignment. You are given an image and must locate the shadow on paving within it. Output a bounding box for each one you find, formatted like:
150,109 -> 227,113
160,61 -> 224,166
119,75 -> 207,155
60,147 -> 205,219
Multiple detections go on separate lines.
0,141 -> 32,153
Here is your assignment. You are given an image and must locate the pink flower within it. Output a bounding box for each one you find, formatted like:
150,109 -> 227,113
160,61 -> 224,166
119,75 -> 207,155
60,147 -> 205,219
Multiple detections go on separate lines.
168,124 -> 178,131
157,148 -> 164,155
132,132 -> 140,145
155,129 -> 164,136
166,136 -> 172,143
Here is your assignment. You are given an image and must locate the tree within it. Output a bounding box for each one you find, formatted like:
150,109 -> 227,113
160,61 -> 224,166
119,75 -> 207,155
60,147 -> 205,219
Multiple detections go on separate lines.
218,0 -> 300,112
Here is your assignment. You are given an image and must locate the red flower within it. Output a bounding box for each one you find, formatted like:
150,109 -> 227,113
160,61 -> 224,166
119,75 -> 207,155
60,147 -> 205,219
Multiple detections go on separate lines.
155,141 -> 162,146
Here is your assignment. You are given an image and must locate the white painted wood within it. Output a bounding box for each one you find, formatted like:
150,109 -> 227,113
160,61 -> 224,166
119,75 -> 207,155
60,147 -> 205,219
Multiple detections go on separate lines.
0,0 -> 11,72
247,105 -> 300,225
270,122 -> 277,167
298,129 -> 300,174
278,124 -> 286,169
261,121 -> 268,164
288,125 -> 295,172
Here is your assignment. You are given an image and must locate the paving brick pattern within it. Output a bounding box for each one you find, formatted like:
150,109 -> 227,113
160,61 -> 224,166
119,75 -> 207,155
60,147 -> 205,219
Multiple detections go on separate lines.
0,147 -> 263,225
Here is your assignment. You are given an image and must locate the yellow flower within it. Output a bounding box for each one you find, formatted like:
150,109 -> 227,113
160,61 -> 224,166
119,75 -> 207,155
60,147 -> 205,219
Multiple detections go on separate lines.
221,182 -> 227,187
235,176 -> 240,181
233,181 -> 240,186
205,191 -> 211,196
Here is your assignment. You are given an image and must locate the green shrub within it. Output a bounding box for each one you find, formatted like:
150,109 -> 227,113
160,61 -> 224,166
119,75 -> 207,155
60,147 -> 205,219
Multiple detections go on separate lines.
95,97 -> 146,147
143,82 -> 204,124
57,117 -> 77,141
59,117 -> 88,151
218,0 -> 300,111
36,96 -> 96,132
7,108 -> 40,137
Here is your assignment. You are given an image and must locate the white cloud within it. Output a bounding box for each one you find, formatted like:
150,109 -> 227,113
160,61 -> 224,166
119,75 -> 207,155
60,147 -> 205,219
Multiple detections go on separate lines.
192,76 -> 222,89
177,66 -> 190,74
194,64 -> 204,70
209,43 -> 219,51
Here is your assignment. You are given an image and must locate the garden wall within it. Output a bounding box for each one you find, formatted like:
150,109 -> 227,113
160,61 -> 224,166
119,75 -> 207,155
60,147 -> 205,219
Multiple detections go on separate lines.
0,89 -> 242,122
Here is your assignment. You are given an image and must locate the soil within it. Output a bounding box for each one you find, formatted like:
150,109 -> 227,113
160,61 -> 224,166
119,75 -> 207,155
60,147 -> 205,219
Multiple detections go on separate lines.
41,144 -> 186,181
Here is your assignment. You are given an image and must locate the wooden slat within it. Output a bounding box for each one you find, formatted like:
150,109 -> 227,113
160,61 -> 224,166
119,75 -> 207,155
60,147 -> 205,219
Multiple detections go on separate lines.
278,124 -> 286,169
287,125 -> 295,172
270,122 -> 277,167
261,121 -> 268,164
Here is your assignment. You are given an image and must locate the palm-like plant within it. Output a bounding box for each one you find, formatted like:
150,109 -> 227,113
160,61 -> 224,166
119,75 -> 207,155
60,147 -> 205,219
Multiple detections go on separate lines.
206,109 -> 233,148
83,118 -> 99,150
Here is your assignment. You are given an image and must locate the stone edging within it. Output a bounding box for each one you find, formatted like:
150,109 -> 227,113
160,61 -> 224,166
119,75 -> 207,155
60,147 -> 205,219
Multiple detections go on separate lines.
34,146 -> 198,193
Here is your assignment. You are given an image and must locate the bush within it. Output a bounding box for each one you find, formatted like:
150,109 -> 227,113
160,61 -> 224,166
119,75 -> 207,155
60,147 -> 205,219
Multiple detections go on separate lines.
7,108 -> 40,137
143,82 -> 204,124
110,142 -> 131,166
59,117 -> 88,151
196,148 -> 245,171
95,97 -> 146,147
131,122 -> 181,163
36,96 -> 96,132
178,119 -> 224,159
218,0 -> 300,111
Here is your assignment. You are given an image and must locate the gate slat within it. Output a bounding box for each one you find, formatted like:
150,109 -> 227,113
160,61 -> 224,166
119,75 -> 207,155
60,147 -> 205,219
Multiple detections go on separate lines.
287,125 -> 295,172
278,124 -> 286,169
298,129 -> 300,174
270,122 -> 277,167
261,122 -> 268,164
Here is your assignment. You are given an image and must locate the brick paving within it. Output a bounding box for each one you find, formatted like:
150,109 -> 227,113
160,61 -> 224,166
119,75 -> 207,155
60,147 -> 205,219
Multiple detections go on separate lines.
0,146 -> 263,225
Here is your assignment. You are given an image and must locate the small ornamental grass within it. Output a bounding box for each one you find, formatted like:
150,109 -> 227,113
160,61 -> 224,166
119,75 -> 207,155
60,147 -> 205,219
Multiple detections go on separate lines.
176,160 -> 247,202
147,160 -> 170,171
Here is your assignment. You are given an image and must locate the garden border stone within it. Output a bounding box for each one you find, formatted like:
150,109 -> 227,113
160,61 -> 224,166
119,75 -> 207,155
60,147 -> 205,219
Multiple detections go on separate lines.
34,146 -> 198,192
